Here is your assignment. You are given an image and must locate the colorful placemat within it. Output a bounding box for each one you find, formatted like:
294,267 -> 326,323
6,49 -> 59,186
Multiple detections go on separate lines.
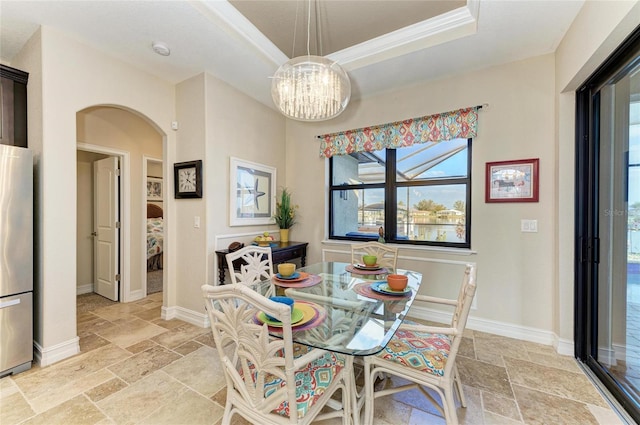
354,281 -> 411,301
273,273 -> 322,288
370,281 -> 411,297
274,271 -> 308,283
254,300 -> 326,332
346,264 -> 389,275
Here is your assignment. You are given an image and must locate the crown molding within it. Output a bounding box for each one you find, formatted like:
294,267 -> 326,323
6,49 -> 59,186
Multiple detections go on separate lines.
199,0 -> 480,71
329,0 -> 480,70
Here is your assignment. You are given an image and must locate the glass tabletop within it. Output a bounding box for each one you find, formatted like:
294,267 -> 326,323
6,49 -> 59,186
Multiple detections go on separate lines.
253,261 -> 423,356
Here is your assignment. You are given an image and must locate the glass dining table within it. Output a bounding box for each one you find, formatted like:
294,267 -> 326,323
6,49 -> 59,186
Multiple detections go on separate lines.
252,261 -> 423,356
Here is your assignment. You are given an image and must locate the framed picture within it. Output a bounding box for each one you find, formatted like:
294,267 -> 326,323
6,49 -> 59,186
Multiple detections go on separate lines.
486,158 -> 539,203
229,157 -> 276,226
174,160 -> 203,199
146,177 -> 163,201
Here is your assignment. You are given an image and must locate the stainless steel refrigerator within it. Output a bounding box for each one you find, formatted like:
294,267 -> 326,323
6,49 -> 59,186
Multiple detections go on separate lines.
0,144 -> 33,376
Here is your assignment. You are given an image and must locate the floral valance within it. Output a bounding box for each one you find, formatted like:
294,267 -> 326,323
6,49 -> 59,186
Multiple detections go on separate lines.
318,106 -> 480,158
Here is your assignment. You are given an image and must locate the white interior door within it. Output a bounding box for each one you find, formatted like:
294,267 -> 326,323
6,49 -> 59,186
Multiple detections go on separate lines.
94,157 -> 120,301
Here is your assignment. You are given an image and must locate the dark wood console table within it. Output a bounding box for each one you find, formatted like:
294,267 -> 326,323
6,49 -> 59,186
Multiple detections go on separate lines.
215,241 -> 308,285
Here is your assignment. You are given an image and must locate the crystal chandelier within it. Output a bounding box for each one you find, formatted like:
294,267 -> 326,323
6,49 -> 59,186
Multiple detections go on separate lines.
271,1 -> 351,121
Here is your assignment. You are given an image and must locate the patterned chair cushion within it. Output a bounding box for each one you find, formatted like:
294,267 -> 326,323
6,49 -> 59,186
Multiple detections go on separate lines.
377,324 -> 451,377
243,344 -> 347,419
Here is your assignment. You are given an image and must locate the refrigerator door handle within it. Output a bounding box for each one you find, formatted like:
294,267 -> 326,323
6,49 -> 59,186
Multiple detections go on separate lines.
0,299 -> 21,309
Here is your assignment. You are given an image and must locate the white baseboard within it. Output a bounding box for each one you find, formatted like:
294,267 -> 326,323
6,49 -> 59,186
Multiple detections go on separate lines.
554,336 -> 575,356
162,305 -> 208,328
160,301 -> 575,356
127,289 -> 145,302
34,337 -> 80,367
76,284 -> 93,295
408,304 -> 560,349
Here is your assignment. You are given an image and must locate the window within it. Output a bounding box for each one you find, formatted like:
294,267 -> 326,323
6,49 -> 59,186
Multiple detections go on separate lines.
329,138 -> 471,248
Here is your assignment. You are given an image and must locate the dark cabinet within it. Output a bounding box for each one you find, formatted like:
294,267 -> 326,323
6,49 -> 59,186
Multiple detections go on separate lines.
215,241 -> 308,285
1,64 -> 28,148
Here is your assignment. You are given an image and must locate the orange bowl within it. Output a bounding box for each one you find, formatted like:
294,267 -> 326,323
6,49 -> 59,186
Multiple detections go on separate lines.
387,274 -> 408,291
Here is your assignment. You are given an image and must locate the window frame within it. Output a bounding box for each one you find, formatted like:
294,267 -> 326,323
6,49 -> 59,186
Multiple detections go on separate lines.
328,139 -> 472,248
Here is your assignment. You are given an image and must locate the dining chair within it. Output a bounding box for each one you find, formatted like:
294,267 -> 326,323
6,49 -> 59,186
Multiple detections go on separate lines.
202,283 -> 354,425
225,245 -> 275,295
361,263 -> 477,425
350,241 -> 398,270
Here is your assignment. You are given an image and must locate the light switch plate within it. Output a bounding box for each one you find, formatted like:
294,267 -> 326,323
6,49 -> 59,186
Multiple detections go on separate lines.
521,219 -> 538,232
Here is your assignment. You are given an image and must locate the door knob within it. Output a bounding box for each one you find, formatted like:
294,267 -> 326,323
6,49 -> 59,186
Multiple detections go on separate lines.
91,232 -> 97,236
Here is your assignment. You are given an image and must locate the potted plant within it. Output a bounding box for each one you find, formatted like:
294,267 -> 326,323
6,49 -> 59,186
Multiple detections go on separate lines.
273,188 -> 297,242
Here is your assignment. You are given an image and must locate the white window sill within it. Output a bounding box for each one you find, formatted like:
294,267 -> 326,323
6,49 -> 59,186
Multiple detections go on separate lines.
320,239 -> 477,256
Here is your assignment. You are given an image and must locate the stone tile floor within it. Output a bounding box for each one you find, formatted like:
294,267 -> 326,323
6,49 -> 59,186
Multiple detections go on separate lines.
0,292 -> 626,424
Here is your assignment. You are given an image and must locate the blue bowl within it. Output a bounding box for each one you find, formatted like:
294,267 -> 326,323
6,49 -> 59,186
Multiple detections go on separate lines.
266,296 -> 294,321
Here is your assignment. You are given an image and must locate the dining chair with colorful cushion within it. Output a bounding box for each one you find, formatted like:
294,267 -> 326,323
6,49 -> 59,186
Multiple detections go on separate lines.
226,245 -> 275,296
202,283 -> 354,425
362,263 -> 477,425
350,241 -> 398,270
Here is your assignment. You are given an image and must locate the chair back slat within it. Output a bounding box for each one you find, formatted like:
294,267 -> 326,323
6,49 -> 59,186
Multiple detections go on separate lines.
443,264 -> 477,377
225,246 -> 275,295
351,241 -> 399,270
202,284 -> 297,421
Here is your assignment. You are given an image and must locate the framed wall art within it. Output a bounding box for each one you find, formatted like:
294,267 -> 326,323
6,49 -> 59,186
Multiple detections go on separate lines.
174,160 -> 203,199
486,158 -> 539,203
146,176 -> 163,201
229,157 -> 276,226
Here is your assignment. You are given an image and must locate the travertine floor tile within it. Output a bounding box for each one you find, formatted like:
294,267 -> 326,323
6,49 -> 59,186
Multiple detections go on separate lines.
504,356 -> 609,407
587,403 -> 625,425
91,302 -> 148,321
162,346 -> 227,397
21,395 -> 106,425
2,293 -> 626,425
108,345 -> 181,384
512,384 -> 600,425
456,356 -> 513,398
138,389 -> 224,425
482,390 -> 521,421
84,377 -> 128,402
0,381 -> 35,425
95,318 -> 167,348
12,345 -> 130,399
473,332 -> 531,362
29,368 -> 115,414
151,322 -> 209,349
482,411 -> 523,424
96,370 -> 187,424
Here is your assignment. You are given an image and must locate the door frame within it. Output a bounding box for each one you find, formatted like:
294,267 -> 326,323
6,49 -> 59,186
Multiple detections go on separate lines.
575,26 -> 640,422
142,155 -> 163,296
77,142 -> 132,302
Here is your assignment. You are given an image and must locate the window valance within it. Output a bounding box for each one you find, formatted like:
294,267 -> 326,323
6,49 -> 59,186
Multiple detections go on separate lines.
318,106 -> 480,158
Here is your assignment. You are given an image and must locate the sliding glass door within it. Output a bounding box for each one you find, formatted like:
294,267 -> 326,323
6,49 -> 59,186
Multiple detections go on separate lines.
576,27 -> 640,422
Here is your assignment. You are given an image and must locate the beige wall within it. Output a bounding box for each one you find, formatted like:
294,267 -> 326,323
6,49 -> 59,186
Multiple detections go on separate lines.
286,53 -> 557,335
172,73 -> 286,315
204,72 -> 286,275
12,26 -> 176,364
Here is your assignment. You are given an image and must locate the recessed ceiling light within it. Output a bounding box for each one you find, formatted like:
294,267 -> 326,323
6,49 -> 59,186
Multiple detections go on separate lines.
152,41 -> 170,56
